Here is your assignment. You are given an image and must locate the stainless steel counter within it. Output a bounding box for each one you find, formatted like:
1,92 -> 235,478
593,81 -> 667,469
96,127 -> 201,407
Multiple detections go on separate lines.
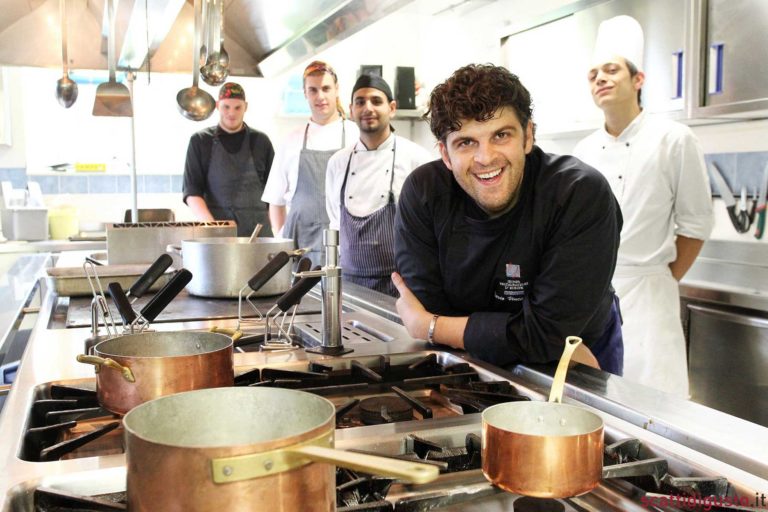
680,239 -> 768,312
0,240 -> 105,255
0,253 -> 50,362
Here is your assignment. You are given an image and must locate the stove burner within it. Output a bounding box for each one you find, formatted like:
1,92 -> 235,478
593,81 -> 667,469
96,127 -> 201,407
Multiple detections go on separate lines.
359,396 -> 413,425
513,497 -> 565,512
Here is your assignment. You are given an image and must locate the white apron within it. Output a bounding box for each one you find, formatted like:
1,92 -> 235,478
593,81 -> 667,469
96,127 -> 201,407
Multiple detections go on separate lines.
613,265 -> 688,397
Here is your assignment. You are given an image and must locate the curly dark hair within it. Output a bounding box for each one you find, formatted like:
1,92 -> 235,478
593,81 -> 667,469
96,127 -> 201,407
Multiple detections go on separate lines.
425,64 -> 534,142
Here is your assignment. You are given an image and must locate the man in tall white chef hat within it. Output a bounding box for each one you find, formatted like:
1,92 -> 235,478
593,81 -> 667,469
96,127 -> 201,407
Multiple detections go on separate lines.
573,15 -> 713,397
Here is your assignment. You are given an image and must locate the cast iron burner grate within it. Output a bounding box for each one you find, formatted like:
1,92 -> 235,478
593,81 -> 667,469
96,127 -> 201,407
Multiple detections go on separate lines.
34,487 -> 126,511
21,385 -> 121,462
238,355 -> 532,429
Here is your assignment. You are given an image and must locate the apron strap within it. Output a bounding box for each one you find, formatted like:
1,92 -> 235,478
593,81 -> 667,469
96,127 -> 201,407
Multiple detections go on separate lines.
301,123 -> 310,150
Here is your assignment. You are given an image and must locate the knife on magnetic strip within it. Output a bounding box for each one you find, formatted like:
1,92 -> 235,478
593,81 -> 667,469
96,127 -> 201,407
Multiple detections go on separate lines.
755,163 -> 768,239
709,162 -> 751,233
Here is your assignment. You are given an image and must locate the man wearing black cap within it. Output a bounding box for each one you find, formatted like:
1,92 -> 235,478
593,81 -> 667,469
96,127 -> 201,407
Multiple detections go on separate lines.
326,74 -> 432,296
183,81 -> 275,237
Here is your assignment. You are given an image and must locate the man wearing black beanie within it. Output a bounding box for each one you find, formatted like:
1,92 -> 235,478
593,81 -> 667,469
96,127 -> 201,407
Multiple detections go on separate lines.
325,74 -> 432,296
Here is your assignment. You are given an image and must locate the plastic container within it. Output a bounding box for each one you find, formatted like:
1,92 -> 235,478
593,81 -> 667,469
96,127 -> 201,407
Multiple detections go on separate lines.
48,206 -> 80,240
0,208 -> 48,241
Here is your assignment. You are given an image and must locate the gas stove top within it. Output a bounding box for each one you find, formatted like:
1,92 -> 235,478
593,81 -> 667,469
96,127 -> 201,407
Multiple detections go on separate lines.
5,282 -> 768,512
9,351 -> 767,512
9,413 -> 761,512
19,352 -> 530,462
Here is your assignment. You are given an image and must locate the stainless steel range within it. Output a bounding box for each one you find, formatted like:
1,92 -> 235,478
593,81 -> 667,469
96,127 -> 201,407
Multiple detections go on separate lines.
2,282 -> 768,511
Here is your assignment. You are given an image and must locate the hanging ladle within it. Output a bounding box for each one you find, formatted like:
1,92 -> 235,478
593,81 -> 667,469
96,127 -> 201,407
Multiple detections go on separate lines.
177,0 -> 215,121
201,0 -> 228,86
216,0 -> 230,73
56,0 -> 78,108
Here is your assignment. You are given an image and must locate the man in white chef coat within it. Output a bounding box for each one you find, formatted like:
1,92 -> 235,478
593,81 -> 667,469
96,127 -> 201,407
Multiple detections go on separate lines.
261,61 -> 359,265
326,74 -> 432,296
573,15 -> 714,397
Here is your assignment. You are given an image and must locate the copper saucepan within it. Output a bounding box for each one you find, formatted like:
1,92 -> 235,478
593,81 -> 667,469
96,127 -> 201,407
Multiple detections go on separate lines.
482,336 -> 604,498
76,331 -> 235,415
123,387 -> 440,511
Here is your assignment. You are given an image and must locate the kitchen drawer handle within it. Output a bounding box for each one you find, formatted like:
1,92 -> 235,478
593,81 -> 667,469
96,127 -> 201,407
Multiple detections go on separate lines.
708,43 -> 724,95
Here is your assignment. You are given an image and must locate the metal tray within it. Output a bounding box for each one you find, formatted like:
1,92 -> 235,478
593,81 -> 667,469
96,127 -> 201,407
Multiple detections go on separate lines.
45,264 -> 173,297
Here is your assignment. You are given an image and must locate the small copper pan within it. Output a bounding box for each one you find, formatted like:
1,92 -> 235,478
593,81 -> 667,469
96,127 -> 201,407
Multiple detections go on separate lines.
482,336 -> 604,498
76,331 -> 234,415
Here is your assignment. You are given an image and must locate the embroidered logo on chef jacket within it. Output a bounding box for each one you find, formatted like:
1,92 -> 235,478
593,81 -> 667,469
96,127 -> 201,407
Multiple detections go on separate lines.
494,263 -> 528,302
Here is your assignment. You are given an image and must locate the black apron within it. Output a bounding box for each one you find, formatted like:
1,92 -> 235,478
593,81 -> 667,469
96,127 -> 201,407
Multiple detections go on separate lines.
339,138 -> 398,296
205,127 -> 267,237
283,123 -> 346,266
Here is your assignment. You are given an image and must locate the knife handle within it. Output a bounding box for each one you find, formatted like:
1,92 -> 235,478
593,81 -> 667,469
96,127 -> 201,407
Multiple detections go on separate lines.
128,254 -> 173,298
108,282 -> 137,325
755,208 -> 766,239
247,251 -> 290,292
275,266 -> 321,313
140,269 -> 193,322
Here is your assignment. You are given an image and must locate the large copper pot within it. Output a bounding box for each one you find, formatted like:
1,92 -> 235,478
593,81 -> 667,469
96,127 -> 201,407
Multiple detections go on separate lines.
123,387 -> 439,512
76,331 -> 234,415
482,336 -> 604,498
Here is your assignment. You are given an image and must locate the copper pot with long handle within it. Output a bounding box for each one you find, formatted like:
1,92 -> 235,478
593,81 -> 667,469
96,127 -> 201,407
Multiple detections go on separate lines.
481,336 -> 604,498
123,387 -> 439,511
76,331 -> 234,415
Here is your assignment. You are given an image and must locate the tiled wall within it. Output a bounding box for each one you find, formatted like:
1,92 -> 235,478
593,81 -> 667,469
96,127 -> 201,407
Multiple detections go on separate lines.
0,169 -> 182,194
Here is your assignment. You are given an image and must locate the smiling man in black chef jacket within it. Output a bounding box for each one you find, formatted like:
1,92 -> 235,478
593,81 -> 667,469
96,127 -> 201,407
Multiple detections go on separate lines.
391,64 -> 624,373
325,74 -> 432,296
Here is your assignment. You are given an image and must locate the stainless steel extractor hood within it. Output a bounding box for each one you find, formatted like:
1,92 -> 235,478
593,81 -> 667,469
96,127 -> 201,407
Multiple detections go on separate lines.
0,0 -> 414,77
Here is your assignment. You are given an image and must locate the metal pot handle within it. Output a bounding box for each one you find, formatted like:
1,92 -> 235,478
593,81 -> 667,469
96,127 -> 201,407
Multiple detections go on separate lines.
208,326 -> 244,342
76,354 -> 135,383
166,244 -> 182,256
210,430 -> 438,485
548,336 -> 582,404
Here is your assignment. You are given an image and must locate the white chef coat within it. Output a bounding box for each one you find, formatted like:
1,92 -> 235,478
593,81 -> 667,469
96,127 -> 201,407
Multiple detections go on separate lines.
573,110 -> 714,397
261,119 -> 359,208
325,133 -> 433,230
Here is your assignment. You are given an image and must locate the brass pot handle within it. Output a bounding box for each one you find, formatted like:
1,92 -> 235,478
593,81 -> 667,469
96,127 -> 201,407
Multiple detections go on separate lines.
548,336 -> 582,404
210,430 -> 439,485
208,326 -> 243,342
76,354 -> 135,383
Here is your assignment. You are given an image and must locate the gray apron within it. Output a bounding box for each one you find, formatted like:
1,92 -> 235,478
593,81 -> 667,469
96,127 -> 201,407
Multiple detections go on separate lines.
283,123 -> 346,266
205,127 -> 267,237
339,138 -> 398,296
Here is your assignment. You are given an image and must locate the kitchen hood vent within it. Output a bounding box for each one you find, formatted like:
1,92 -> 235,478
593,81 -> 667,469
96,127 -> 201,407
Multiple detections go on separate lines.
0,0 -> 415,77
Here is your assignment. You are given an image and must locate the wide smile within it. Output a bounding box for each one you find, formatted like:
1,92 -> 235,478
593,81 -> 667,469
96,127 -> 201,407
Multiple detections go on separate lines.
473,167 -> 504,184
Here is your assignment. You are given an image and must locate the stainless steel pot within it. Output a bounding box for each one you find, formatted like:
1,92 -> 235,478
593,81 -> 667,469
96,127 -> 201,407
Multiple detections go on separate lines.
123,387 -> 438,511
76,331 -> 234,415
168,237 -> 295,298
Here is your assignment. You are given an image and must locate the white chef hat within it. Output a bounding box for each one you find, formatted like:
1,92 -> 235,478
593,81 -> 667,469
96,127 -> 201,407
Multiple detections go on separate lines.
592,15 -> 644,71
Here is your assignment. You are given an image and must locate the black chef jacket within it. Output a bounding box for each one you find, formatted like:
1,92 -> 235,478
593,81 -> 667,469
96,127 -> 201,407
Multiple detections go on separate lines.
394,146 -> 622,367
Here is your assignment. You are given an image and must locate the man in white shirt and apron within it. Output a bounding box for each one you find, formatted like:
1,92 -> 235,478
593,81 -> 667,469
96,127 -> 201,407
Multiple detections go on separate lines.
573,16 -> 714,397
326,75 -> 432,295
261,61 -> 359,265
